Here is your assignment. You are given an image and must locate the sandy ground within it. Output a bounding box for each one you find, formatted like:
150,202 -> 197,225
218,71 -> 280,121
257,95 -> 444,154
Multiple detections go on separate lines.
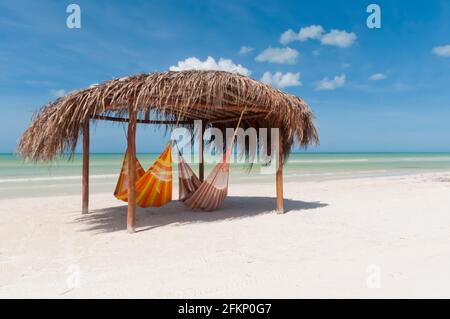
1,172 -> 450,298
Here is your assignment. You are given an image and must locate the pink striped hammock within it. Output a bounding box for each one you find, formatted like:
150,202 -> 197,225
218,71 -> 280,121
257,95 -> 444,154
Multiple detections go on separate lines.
176,108 -> 245,211
177,147 -> 232,211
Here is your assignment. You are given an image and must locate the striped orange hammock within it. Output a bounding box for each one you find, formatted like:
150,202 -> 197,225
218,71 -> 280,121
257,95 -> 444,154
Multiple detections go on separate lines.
114,142 -> 173,208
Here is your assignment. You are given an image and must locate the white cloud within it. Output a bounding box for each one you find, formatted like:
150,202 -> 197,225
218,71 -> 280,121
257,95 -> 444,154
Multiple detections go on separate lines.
315,74 -> 346,91
169,56 -> 251,76
369,73 -> 387,81
321,29 -> 357,48
299,25 -> 325,41
279,25 -> 356,48
279,29 -> 297,45
50,89 -> 66,98
255,47 -> 299,64
239,46 -> 254,55
280,25 -> 324,45
260,72 -> 302,88
432,45 -> 450,57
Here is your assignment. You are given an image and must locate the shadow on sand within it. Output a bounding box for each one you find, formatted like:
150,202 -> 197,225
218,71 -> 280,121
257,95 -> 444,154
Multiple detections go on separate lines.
74,196 -> 328,234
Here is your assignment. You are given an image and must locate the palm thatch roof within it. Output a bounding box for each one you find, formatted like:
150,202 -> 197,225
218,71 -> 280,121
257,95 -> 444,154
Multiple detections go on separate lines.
18,70 -> 318,162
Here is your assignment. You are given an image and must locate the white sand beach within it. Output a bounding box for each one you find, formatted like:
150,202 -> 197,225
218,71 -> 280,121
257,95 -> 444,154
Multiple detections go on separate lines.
1,172 -> 450,298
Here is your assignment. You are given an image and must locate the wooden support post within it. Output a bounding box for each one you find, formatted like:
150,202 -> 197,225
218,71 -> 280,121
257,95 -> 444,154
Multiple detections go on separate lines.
127,107 -> 137,233
82,120 -> 90,214
276,129 -> 284,214
199,121 -> 205,182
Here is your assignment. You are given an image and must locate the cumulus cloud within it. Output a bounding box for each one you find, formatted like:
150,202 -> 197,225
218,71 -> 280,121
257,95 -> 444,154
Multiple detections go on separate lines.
238,46 -> 254,55
169,56 -> 250,76
255,47 -> 299,64
260,72 -> 302,88
315,74 -> 346,91
299,25 -> 325,41
50,89 -> 66,98
369,73 -> 387,81
320,29 -> 357,48
280,25 -> 324,45
280,25 -> 356,48
432,45 -> 450,57
279,29 -> 297,45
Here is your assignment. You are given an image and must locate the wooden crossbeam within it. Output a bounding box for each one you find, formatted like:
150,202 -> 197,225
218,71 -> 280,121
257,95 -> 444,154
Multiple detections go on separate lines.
91,114 -> 267,125
91,114 -> 192,125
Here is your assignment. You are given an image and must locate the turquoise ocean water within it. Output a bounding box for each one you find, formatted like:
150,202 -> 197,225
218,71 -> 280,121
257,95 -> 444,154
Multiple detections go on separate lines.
1,153 -> 450,199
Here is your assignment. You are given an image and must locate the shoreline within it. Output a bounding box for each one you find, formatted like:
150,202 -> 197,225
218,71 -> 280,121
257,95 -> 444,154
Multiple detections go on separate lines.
1,169 -> 450,200
3,152 -> 450,200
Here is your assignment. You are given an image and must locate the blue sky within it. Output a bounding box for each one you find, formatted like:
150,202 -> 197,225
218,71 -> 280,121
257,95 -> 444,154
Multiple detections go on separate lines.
1,0 -> 449,153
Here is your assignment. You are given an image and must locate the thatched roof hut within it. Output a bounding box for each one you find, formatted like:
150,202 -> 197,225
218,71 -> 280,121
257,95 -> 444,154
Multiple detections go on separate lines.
19,70 -> 318,161
18,70 -> 318,232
